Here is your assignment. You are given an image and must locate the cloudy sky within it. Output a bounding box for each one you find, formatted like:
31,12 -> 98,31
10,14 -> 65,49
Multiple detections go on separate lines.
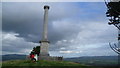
1,0 -> 105,2
2,2 -> 118,58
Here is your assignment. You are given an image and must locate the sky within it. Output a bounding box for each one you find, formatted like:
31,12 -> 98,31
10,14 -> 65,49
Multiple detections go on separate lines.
2,2 -> 118,58
1,0 -> 105,2
1,0 -> 120,2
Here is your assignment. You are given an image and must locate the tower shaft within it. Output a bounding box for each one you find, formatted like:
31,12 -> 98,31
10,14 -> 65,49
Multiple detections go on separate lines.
40,5 -> 50,57
42,6 -> 49,41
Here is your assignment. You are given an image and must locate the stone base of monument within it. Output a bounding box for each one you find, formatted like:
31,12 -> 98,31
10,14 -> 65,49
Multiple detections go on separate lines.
38,56 -> 63,61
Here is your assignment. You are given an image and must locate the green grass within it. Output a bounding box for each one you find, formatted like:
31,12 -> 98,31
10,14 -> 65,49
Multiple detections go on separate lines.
2,60 -> 117,68
2,60 -> 87,66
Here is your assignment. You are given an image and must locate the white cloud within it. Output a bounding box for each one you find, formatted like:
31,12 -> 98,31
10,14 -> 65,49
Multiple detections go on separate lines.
60,47 -> 66,50
52,19 -> 117,46
59,50 -> 73,53
62,40 -> 67,42
2,32 -> 39,55
49,20 -> 118,57
59,50 -> 82,54
2,32 -> 19,41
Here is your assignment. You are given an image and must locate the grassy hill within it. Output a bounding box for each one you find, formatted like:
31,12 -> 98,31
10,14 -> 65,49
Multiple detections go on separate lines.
1,60 -> 87,67
1,54 -> 118,68
1,60 -> 119,68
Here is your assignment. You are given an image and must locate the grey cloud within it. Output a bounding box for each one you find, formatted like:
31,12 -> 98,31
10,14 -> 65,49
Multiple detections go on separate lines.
50,43 -> 117,57
2,32 -> 39,55
49,20 -> 117,52
2,2 -> 81,44
2,2 -> 118,57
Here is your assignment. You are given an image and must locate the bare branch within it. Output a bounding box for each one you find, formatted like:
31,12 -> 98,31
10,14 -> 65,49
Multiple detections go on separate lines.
109,43 -> 120,54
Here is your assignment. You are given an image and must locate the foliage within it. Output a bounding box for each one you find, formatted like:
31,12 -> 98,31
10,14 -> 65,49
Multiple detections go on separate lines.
30,46 -> 40,56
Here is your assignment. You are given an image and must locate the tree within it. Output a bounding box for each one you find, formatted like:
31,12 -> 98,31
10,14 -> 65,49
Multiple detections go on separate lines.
30,46 -> 40,56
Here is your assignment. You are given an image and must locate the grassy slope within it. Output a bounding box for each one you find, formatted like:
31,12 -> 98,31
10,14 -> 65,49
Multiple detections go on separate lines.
1,60 -> 87,66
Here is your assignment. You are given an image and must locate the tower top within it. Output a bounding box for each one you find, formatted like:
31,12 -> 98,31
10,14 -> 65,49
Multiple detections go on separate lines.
44,5 -> 50,10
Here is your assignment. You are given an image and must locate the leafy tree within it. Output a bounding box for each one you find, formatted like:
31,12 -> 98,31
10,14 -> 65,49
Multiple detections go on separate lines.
30,46 -> 40,56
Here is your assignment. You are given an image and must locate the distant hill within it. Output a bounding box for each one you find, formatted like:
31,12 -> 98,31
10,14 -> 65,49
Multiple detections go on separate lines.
2,54 -> 26,61
64,56 -> 118,66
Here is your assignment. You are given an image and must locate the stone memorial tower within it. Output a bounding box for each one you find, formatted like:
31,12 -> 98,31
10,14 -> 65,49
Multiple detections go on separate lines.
39,5 -> 63,61
39,5 -> 50,59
